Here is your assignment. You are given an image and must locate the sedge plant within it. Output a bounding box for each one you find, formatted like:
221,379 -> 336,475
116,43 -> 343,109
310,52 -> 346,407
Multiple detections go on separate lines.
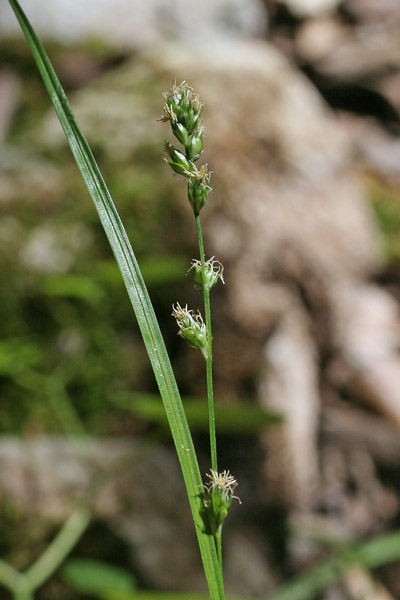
7,4 -> 400,599
7,1 -> 238,597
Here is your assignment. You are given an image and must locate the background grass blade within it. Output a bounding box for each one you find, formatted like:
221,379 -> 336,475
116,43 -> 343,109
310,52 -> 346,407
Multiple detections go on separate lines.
7,1 -> 224,597
115,392 -> 281,434
269,530 -> 400,600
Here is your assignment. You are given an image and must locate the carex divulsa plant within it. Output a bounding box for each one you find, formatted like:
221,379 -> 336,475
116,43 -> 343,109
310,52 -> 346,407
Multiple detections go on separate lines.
6,0 -> 238,591
161,81 -> 241,564
9,3 -> 400,595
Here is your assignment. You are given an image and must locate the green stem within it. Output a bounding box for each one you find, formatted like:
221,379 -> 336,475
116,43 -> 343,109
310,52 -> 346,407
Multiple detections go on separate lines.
0,562 -> 33,600
195,214 -> 217,473
0,561 -> 18,585
24,504 -> 91,591
13,580 -> 34,600
0,505 -> 90,600
0,560 -> 22,593
0,506 -> 89,598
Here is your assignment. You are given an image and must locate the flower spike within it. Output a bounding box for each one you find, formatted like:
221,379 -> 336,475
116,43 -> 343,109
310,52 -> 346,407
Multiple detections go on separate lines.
161,81 -> 211,215
189,257 -> 224,293
172,303 -> 208,359
203,469 -> 241,534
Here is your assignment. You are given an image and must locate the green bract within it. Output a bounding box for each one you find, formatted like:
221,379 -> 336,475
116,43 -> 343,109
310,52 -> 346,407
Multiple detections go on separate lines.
164,142 -> 193,175
171,121 -> 189,146
188,171 -> 211,216
187,130 -> 204,161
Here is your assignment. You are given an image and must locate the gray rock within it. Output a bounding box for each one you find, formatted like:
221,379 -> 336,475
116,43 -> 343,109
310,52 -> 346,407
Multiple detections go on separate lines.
281,0 -> 341,18
0,0 -> 267,48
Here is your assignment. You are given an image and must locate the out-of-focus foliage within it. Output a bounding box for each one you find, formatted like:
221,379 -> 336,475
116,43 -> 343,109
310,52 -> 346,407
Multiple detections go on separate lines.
3,8 -> 400,596
368,176 -> 400,266
0,40 -> 194,436
62,558 -> 136,598
116,393 -> 281,434
61,529 -> 400,600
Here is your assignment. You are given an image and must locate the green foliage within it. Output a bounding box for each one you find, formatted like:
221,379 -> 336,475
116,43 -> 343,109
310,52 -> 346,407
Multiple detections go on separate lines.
7,3 -> 400,600
0,67 -> 190,437
7,0 -> 224,596
0,505 -> 91,600
0,338 -> 43,376
269,530 -> 400,600
368,177 -> 400,264
115,392 -> 281,434
0,117 -> 189,434
82,593 -> 214,600
62,558 -> 136,599
0,30 -> 195,438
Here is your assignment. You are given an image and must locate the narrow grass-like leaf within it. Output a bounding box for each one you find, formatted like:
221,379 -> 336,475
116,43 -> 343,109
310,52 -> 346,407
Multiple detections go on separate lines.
8,1 -> 224,597
24,505 -> 91,591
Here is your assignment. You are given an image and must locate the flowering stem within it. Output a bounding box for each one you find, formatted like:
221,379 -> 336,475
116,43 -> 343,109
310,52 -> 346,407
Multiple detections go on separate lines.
195,214 -> 218,473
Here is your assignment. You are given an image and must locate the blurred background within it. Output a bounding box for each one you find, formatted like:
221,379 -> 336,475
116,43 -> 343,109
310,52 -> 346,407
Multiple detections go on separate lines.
1,0 -> 400,598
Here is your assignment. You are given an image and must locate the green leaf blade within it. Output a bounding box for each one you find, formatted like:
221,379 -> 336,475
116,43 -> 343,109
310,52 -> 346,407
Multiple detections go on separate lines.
62,559 -> 136,598
8,1 -> 223,597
